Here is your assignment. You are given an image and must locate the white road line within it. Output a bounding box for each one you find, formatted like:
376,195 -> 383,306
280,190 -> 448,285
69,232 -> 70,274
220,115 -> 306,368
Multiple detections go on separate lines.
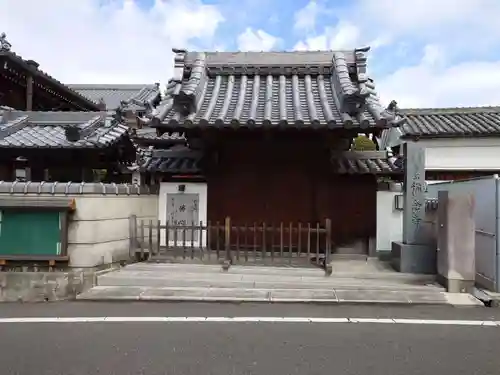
0,317 -> 498,326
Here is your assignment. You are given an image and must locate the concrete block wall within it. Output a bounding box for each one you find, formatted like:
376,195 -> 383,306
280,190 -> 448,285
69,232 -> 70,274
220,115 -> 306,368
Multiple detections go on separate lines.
68,195 -> 158,267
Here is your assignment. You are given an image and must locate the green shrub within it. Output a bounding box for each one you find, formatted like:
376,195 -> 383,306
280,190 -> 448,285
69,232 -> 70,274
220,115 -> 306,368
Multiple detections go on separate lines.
352,135 -> 376,151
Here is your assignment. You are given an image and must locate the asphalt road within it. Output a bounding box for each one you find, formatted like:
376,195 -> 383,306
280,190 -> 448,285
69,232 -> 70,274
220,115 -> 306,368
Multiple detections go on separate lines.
0,302 -> 499,374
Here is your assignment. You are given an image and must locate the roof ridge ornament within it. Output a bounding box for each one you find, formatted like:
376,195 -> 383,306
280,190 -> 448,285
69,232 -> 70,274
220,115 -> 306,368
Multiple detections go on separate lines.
174,52 -> 207,116
0,32 -> 11,52
113,106 -> 125,123
382,100 -> 407,127
354,46 -> 371,53
65,126 -> 81,142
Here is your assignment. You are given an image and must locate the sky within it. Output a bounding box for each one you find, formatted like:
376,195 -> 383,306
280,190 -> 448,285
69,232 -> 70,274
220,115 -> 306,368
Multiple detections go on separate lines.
1,0 -> 500,108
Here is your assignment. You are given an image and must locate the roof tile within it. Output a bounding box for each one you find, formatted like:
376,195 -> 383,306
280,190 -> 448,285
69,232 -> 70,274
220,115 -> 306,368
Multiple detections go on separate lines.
0,110 -> 129,148
400,107 -> 500,138
133,127 -> 186,146
68,84 -> 161,111
145,49 -> 406,130
333,151 -> 402,175
140,147 -> 201,174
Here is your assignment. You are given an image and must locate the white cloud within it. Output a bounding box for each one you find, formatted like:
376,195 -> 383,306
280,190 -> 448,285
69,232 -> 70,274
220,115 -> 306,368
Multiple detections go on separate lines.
341,0 -> 500,56
377,45 -> 500,108
293,0 -> 321,33
357,0 -> 500,38
236,28 -> 281,51
293,21 -> 366,51
0,0 -> 224,84
291,0 -> 500,108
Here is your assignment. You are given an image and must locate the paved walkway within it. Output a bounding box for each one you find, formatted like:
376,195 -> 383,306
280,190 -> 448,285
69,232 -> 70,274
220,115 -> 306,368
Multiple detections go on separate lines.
77,261 -> 483,306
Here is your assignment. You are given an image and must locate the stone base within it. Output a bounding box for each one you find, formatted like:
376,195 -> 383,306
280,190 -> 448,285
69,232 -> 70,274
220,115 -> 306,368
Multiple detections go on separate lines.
391,241 -> 437,274
376,250 -> 392,262
0,266 -> 118,302
437,275 -> 474,293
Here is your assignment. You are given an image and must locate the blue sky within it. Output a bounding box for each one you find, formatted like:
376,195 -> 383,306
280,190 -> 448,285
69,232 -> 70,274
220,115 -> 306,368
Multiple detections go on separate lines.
2,0 -> 500,108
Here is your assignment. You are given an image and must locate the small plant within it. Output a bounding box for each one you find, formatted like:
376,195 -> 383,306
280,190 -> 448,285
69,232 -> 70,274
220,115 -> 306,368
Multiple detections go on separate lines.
352,135 -> 376,151
92,169 -> 107,182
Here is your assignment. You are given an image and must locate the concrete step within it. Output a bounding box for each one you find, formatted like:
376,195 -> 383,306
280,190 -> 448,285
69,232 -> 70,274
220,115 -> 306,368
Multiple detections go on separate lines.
97,273 -> 443,292
330,254 -> 368,260
76,286 -> 483,306
123,263 -> 437,282
99,271 -> 437,287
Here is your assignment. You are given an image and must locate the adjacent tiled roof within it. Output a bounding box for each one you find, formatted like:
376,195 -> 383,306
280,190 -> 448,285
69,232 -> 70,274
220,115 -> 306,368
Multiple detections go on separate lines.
0,109 -> 129,148
400,107 -> 500,138
144,48 -> 406,130
333,151 -> 402,175
68,84 -> 161,111
132,127 -> 186,145
140,147 -> 201,174
0,33 -> 100,111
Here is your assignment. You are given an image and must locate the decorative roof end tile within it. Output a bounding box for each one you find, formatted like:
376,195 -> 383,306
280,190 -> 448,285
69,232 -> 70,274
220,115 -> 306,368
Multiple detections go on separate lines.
380,100 -> 407,127
0,32 -> 11,52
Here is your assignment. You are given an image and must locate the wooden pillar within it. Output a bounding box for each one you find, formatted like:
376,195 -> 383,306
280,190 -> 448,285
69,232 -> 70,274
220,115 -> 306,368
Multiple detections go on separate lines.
25,60 -> 39,111
26,75 -> 33,111
222,216 -> 232,271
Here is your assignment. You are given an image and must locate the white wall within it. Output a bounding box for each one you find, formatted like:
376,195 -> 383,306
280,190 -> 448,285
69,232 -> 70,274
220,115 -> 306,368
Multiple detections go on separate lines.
158,182 -> 208,247
68,195 -> 158,267
418,138 -> 500,170
376,188 -> 403,252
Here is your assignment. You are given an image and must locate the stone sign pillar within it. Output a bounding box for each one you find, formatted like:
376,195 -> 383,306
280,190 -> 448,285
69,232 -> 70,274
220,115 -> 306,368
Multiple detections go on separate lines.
391,141 -> 437,274
402,141 -> 426,244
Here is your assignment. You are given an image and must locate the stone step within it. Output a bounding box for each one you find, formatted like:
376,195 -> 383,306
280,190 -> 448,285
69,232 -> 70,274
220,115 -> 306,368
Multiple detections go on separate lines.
124,262 -> 436,280
76,286 -> 483,306
331,255 -> 368,262
97,274 -> 443,292
100,268 -> 439,284
99,273 -> 437,288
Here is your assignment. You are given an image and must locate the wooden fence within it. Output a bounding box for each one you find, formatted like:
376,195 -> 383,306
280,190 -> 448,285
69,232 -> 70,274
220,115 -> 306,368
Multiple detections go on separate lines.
129,216 -> 333,274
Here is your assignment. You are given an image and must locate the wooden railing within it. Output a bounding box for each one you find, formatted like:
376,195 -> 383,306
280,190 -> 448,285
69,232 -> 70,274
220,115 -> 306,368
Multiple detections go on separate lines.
129,216 -> 333,274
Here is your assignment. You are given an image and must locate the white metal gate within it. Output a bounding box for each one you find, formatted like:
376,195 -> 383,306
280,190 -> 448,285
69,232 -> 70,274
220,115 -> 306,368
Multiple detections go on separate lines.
427,176 -> 499,292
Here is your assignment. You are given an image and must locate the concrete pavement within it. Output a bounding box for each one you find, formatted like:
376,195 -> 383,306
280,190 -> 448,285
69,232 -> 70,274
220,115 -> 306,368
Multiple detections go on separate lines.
77,262 -> 484,306
0,304 -> 498,375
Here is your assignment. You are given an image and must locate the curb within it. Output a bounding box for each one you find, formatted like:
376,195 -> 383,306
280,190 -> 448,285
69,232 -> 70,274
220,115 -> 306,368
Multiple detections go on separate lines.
76,295 -> 485,307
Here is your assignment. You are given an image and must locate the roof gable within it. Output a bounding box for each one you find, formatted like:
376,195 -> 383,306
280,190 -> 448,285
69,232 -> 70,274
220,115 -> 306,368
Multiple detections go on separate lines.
68,83 -> 161,111
0,33 -> 100,111
0,109 -> 129,149
145,48 -> 406,130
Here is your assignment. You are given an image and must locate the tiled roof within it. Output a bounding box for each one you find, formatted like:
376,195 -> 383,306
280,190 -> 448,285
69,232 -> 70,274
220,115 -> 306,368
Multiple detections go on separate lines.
68,84 -> 161,112
144,48 -> 406,130
140,147 -> 201,174
0,109 -> 129,148
0,33 -> 100,111
133,127 -> 186,144
0,181 -> 156,195
333,151 -> 402,175
400,107 -> 500,138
